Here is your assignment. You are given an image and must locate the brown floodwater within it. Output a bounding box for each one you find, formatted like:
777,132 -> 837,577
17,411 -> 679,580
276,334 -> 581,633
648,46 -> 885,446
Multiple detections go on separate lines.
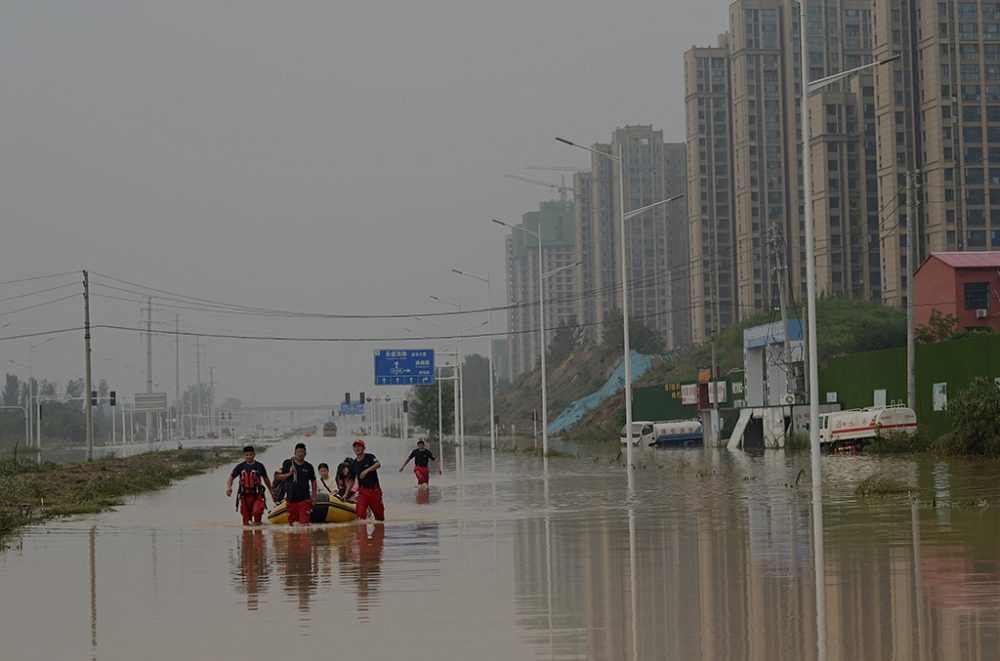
1,436 -> 998,660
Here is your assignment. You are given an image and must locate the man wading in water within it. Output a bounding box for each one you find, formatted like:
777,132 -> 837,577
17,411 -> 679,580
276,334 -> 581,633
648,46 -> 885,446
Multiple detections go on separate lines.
275,442 -> 317,526
226,445 -> 276,526
399,439 -> 440,487
347,439 -> 384,521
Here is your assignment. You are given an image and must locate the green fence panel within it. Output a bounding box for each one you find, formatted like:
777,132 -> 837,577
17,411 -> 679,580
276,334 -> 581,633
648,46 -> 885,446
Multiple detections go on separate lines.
820,333 -> 1000,438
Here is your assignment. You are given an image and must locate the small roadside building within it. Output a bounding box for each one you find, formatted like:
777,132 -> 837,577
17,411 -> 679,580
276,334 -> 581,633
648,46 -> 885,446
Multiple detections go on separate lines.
914,252 -> 1000,333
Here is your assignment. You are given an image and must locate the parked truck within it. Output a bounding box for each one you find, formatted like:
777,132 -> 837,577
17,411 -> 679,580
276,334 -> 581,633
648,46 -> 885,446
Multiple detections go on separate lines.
652,420 -> 703,447
818,403 -> 916,452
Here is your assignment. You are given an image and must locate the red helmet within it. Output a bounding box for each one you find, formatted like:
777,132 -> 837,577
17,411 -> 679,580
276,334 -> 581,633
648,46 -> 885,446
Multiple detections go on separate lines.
352,439 -> 366,449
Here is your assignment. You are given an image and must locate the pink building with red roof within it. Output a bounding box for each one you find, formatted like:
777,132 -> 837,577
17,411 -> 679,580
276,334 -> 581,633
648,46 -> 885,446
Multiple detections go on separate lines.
913,252 -> 1000,332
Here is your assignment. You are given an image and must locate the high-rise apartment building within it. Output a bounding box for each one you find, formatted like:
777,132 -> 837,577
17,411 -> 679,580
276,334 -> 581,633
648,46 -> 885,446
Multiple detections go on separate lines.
874,0 -> 1000,308
685,35 -> 739,343
810,73 -> 883,301
573,171 -> 598,344
575,144 -> 616,343
685,0 -> 874,328
664,142 -> 692,346
505,201 -> 576,378
573,126 -> 689,348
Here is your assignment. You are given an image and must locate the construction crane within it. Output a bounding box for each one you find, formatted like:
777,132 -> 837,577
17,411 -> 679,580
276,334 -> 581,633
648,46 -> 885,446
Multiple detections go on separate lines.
504,174 -> 573,203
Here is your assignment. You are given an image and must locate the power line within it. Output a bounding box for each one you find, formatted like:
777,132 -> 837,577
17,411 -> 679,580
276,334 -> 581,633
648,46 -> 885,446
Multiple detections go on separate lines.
0,293 -> 79,318
0,281 -> 79,304
0,326 -> 84,341
0,271 -> 79,287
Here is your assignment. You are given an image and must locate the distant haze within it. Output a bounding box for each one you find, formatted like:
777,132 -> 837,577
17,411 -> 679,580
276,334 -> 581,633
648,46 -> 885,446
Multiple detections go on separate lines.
0,1 -> 729,403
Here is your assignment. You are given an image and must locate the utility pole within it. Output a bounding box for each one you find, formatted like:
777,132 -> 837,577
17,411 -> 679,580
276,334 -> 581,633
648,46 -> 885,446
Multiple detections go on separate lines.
195,337 -> 202,437
209,366 -> 214,436
906,170 -> 918,409
145,298 -> 153,394
772,223 -> 795,399
710,332 -> 719,444
83,271 -> 94,461
143,297 -> 153,442
709,213 -> 722,444
174,315 -> 181,439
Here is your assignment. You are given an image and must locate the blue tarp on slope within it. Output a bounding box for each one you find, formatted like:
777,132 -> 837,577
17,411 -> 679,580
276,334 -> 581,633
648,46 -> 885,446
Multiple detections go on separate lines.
546,351 -> 655,434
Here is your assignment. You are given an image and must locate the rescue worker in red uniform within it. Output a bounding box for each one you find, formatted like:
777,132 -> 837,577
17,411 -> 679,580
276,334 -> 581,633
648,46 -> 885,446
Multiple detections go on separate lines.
226,446 -> 276,525
398,439 -> 440,486
348,439 -> 385,521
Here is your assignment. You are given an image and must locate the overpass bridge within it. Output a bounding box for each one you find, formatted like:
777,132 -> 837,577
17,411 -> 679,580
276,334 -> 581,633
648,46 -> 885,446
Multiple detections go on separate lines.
243,404 -> 340,412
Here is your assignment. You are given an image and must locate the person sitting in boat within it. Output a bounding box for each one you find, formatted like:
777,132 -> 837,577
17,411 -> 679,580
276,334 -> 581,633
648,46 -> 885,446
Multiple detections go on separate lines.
316,463 -> 336,498
272,469 -> 286,503
335,461 -> 356,502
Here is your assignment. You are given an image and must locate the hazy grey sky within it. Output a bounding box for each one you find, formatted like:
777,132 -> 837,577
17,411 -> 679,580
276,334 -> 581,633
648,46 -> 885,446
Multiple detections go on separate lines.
1,1 -> 729,404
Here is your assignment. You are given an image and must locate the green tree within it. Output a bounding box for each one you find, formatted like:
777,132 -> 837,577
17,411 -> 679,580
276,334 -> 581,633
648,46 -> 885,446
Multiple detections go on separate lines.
547,318 -> 582,366
98,378 -> 109,415
3,373 -> 20,407
65,377 -> 85,412
409,380 -> 454,440
600,308 -> 664,355
938,376 -> 1000,457
461,354 -> 491,407
916,309 -> 958,344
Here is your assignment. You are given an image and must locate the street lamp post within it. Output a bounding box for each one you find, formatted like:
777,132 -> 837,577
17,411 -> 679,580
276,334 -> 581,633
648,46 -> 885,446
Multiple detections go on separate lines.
798,17 -> 901,483
452,268 -> 497,451
492,218 -> 551,456
7,360 -> 31,448
430,295 -> 468,449
555,136 -> 683,473
22,338 -> 53,449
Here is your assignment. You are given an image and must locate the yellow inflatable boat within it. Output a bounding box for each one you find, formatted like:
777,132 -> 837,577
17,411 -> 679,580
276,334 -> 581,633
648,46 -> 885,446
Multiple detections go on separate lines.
266,493 -> 357,525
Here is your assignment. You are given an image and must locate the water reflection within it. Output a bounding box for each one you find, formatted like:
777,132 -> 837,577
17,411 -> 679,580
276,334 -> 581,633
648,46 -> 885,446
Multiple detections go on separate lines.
415,487 -> 430,506
230,529 -> 270,611
812,482 -> 828,661
352,524 -> 385,619
507,449 -> 1000,660
4,439 -> 1000,660
274,529 -> 317,615
90,525 -> 97,656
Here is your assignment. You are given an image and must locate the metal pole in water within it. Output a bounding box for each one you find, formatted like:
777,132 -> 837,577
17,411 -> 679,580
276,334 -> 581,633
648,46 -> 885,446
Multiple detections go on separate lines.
437,372 -> 443,471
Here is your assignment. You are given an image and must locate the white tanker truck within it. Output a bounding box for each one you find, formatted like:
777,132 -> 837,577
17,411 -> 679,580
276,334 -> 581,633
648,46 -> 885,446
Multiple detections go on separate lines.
818,402 -> 917,452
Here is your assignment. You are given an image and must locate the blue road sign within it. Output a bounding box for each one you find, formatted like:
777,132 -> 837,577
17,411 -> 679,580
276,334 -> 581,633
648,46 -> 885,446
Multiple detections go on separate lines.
374,349 -> 435,385
339,402 -> 364,416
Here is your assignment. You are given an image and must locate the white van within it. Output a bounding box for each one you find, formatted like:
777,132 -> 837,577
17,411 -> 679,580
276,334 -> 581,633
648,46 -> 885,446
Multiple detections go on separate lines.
620,421 -> 655,446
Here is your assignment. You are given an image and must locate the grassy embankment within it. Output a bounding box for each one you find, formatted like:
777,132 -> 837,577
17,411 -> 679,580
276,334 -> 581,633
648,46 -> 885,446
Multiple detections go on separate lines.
0,447 -> 241,546
566,299 -> 907,437
461,298 -> 906,443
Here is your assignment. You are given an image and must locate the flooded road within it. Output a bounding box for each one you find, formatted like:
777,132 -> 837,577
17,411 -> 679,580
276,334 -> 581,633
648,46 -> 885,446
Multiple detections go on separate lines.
2,436 -> 999,660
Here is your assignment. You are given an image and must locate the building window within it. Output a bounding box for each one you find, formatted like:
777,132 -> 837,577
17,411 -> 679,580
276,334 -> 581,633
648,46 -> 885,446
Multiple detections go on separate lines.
967,231 -> 989,248
958,2 -> 979,19
964,281 -> 990,309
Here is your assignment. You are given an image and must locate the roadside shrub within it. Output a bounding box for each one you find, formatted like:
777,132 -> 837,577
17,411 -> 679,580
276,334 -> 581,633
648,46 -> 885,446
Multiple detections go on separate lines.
784,430 -> 809,452
855,471 -> 911,496
935,376 -> 1000,457
868,431 -> 930,454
